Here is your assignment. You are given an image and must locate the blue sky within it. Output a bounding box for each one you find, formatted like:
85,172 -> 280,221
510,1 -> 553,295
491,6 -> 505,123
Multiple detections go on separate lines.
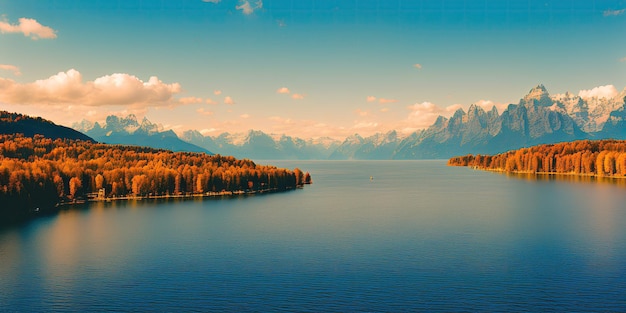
1,0 -> 625,138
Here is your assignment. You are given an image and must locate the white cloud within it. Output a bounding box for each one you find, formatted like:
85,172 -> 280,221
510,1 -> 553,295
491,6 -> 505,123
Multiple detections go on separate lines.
603,9 -> 625,16
578,85 -> 618,100
291,93 -> 305,100
406,101 -> 449,129
0,17 -> 57,39
0,64 -> 21,76
236,0 -> 262,15
366,96 -> 377,102
224,96 -> 235,105
202,0 -> 221,3
413,64 -> 422,69
179,97 -> 204,105
0,69 -> 183,107
276,87 -> 290,94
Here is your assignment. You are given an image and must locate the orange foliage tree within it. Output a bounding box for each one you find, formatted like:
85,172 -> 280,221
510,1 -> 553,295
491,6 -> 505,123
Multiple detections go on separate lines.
448,139 -> 626,178
0,134 -> 307,224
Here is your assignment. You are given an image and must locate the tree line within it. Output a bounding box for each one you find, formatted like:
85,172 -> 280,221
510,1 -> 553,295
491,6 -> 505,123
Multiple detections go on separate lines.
0,134 -> 311,224
448,139 -> 626,177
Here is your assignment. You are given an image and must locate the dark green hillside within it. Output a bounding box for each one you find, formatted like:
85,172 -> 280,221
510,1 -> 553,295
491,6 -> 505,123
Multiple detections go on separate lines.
0,111 -> 94,142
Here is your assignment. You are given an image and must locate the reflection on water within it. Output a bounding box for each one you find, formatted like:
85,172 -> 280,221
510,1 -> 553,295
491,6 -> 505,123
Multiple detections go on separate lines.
1,161 -> 626,312
497,170 -> 625,273
505,171 -> 626,187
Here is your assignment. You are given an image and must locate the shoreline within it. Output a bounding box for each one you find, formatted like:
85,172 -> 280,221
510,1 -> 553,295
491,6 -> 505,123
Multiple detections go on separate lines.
1,186 -> 304,229
463,166 -> 626,181
60,186 -> 298,207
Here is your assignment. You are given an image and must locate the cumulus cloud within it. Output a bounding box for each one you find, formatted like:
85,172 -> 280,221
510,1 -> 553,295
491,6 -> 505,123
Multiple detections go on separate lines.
240,114 -> 250,119
179,97 -> 204,105
0,69 -> 183,107
366,96 -> 377,102
603,9 -> 625,16
205,98 -> 218,105
0,17 -> 57,39
0,64 -> 21,76
578,85 -> 618,100
236,0 -> 263,15
291,93 -> 305,100
406,102 -> 451,129
276,87 -> 290,94
413,64 -> 422,69
214,90 -> 222,95
224,96 -> 235,105
620,57 -> 626,63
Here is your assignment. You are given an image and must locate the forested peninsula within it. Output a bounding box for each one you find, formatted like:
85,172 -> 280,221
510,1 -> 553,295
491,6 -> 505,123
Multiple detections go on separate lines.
448,140 -> 626,179
0,133 -> 310,225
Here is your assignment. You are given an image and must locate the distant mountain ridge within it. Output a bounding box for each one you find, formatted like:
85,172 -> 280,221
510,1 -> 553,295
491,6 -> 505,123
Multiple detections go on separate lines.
180,85 -> 626,160
71,84 -> 626,160
74,114 -> 211,154
1,111 -> 94,141
181,129 -> 337,160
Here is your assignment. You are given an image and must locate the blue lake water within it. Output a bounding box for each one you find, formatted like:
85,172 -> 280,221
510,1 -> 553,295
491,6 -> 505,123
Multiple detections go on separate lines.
1,160 -> 626,312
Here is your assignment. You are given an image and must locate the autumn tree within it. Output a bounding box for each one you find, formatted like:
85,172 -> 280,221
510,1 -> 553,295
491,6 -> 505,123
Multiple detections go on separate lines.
95,174 -> 104,190
69,177 -> 82,199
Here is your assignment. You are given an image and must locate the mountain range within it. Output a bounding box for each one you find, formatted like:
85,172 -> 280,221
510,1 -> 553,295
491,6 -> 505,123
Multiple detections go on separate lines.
74,85 -> 626,160
73,115 -> 211,154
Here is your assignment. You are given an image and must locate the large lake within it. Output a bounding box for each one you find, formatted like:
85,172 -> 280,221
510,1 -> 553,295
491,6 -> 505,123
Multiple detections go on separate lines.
1,160 -> 626,312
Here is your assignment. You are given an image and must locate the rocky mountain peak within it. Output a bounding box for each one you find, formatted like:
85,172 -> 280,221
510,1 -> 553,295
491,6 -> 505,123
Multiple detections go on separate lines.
523,84 -> 552,106
72,119 -> 94,133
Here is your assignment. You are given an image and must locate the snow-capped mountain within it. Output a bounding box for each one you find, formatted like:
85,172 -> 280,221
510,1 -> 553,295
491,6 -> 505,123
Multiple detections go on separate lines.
73,84 -> 626,160
73,114 -> 210,154
552,89 -> 625,133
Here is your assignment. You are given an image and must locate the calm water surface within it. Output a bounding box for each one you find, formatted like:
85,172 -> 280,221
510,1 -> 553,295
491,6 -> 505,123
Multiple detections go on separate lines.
1,160 -> 626,312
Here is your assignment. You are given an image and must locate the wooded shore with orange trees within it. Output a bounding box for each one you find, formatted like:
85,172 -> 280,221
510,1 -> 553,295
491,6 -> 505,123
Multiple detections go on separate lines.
0,134 -> 310,225
448,139 -> 626,178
